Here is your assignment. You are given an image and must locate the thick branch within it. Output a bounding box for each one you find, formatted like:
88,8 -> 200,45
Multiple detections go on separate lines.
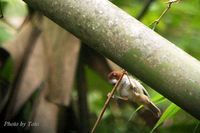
23,0 -> 200,119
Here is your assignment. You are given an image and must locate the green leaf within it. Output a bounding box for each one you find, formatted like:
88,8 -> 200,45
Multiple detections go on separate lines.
0,25 -> 13,43
193,121 -> 200,133
128,105 -> 143,122
151,93 -> 166,104
3,0 -> 27,17
151,103 -> 180,133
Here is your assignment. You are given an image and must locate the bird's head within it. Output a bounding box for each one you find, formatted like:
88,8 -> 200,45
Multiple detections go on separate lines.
108,71 -> 123,85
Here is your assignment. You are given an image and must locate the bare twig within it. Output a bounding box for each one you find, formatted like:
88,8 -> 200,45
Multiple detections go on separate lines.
91,70 -> 126,133
150,0 -> 180,30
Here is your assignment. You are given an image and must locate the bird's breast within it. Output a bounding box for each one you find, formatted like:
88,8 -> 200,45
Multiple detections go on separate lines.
117,76 -> 131,97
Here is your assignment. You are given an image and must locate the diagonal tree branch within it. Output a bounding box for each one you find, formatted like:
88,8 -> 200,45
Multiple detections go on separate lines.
23,0 -> 200,120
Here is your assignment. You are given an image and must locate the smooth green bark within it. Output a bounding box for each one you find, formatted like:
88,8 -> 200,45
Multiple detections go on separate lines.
23,0 -> 200,119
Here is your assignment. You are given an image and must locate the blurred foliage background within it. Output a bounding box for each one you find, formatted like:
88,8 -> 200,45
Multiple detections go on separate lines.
0,0 -> 200,133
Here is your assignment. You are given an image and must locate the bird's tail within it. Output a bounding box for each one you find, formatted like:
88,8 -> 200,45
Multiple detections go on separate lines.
145,101 -> 161,117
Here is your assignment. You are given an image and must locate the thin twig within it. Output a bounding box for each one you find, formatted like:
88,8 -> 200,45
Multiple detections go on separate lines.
150,0 -> 179,30
91,70 -> 126,133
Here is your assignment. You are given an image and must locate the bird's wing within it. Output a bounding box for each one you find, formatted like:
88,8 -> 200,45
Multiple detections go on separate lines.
127,75 -> 137,92
135,80 -> 150,97
141,86 -> 150,97
129,76 -> 150,97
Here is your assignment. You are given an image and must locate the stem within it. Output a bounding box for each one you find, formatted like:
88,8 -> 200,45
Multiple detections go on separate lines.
150,1 -> 178,30
91,70 -> 126,133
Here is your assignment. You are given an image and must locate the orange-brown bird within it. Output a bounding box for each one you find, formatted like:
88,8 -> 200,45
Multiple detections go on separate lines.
108,71 -> 161,117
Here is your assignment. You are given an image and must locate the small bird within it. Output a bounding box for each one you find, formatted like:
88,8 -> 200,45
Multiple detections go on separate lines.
108,70 -> 161,117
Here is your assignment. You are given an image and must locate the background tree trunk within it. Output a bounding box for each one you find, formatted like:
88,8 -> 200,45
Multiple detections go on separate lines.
1,12 -> 80,132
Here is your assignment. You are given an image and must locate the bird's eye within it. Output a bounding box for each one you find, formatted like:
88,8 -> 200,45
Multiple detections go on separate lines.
112,73 -> 116,76
108,72 -> 117,79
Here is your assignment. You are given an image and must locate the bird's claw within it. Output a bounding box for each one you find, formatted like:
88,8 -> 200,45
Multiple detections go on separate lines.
107,93 -> 128,101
